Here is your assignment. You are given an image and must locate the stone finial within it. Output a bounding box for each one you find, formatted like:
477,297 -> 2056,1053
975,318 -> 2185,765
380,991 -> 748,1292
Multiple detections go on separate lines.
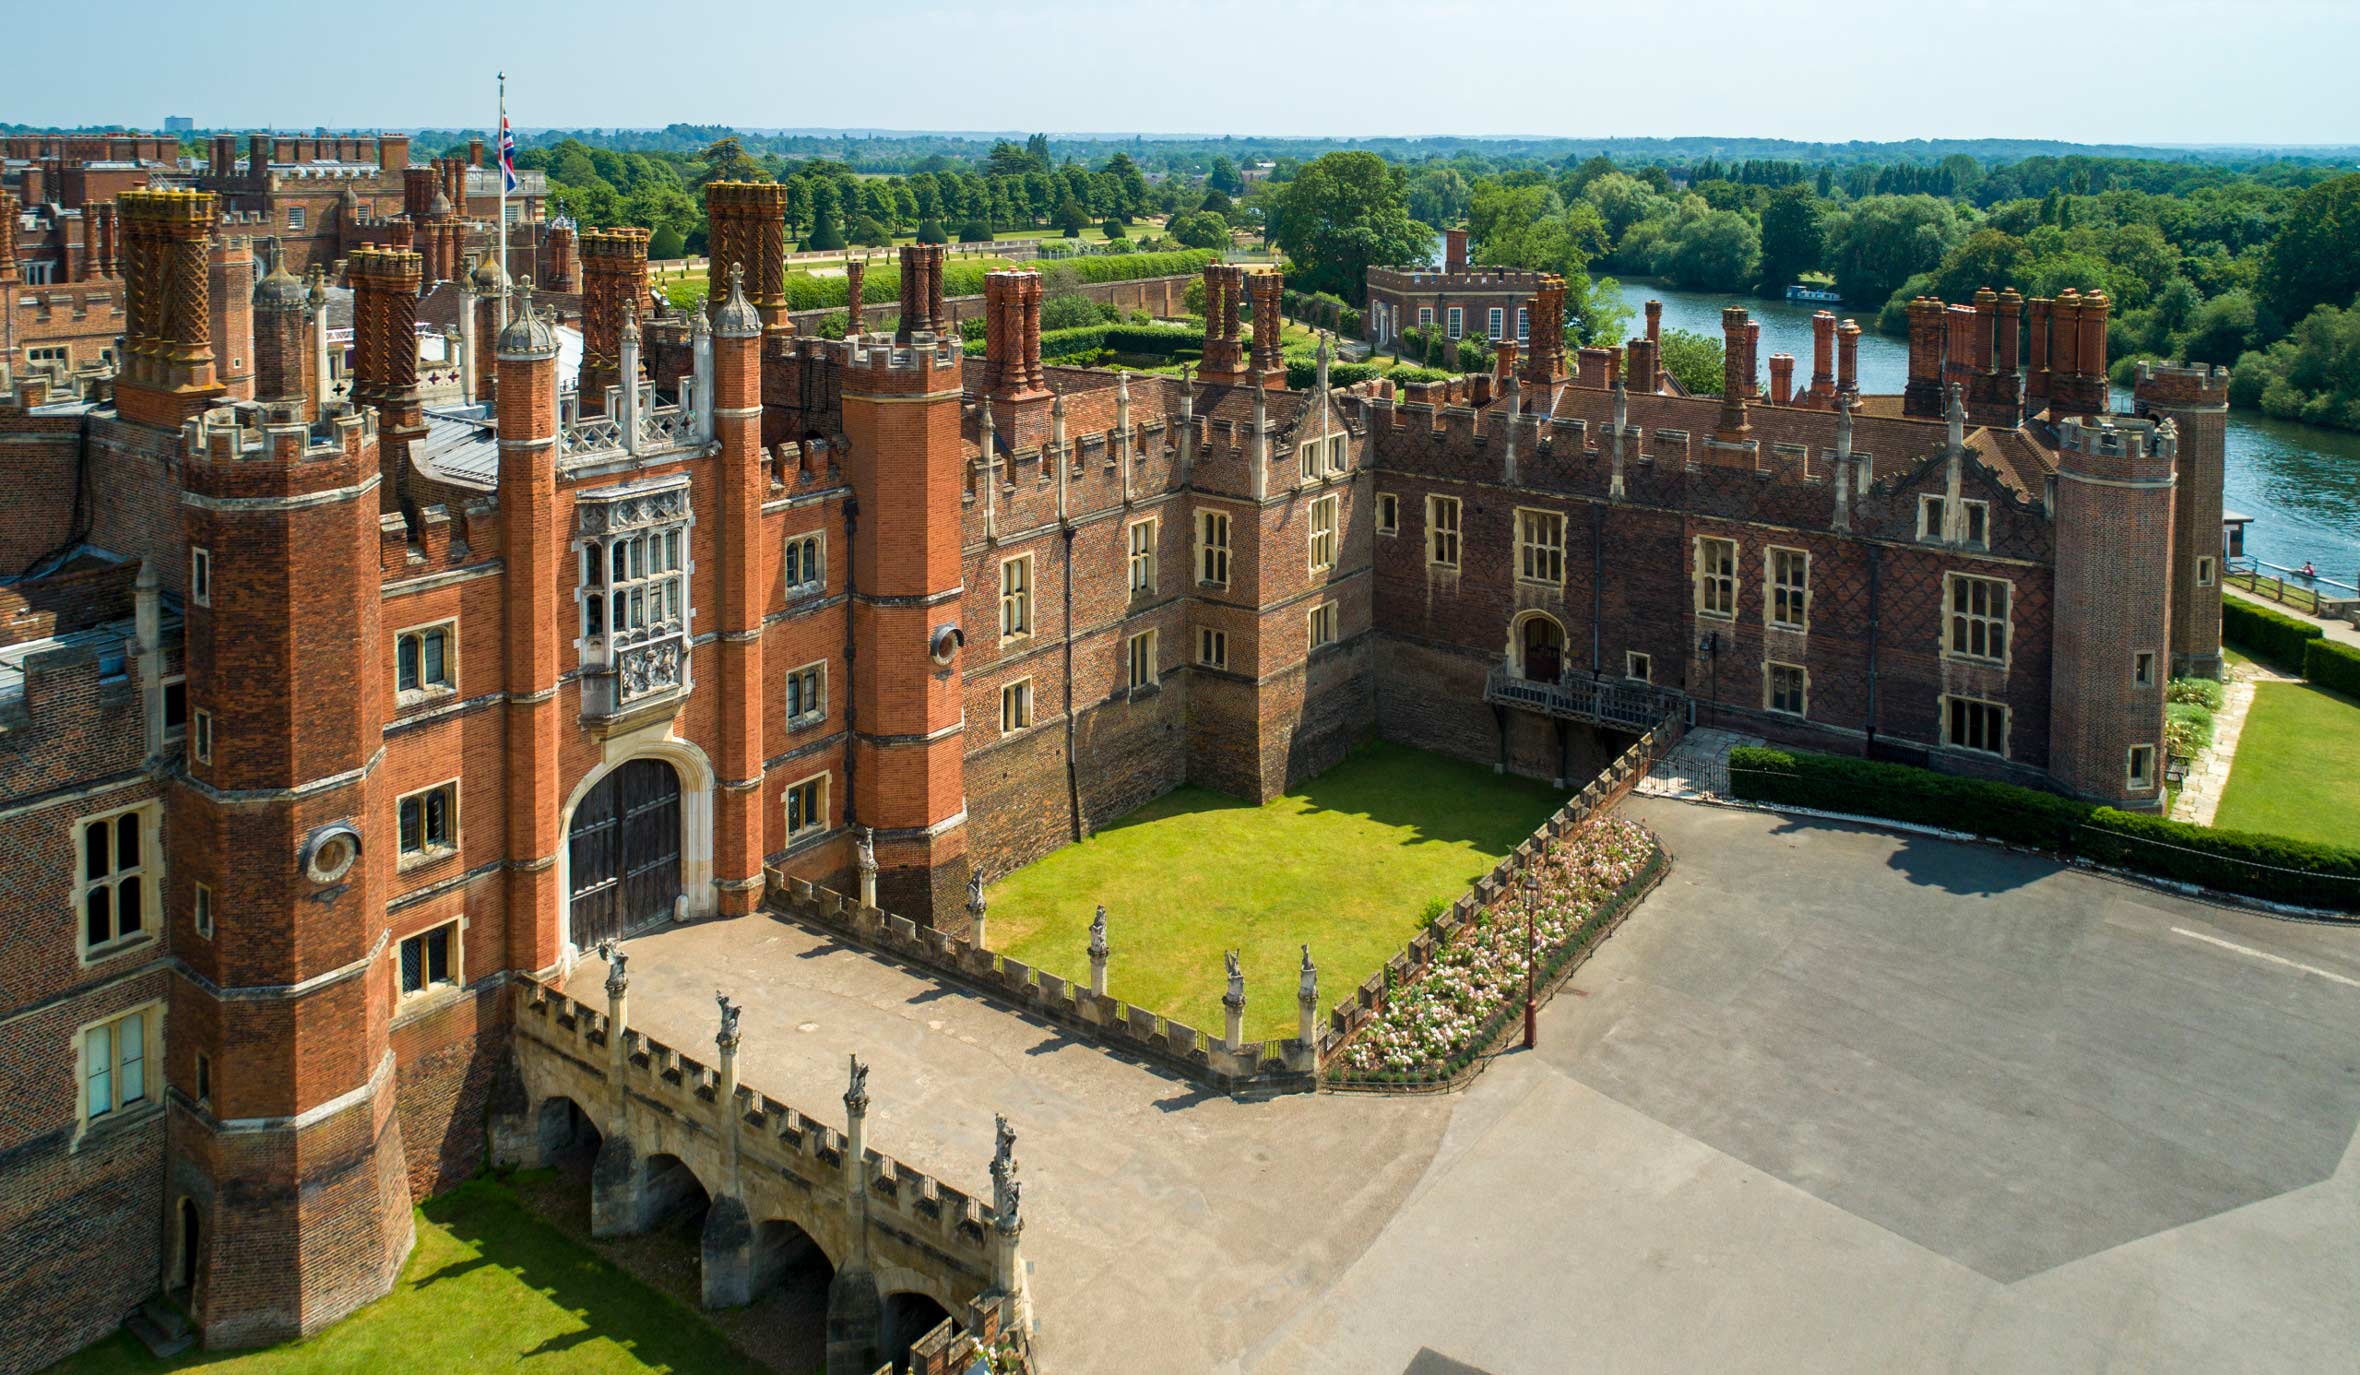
856,825 -> 876,876
713,262 -> 762,339
845,1053 -> 869,1114
966,868 -> 987,918
1223,949 -> 1246,1010
1298,944 -> 1318,1003
1315,331 -> 1332,391
599,939 -> 629,997
990,1113 -> 1021,1233
1836,390 -> 1855,461
715,989 -> 741,1049
1946,381 -> 1967,452
497,276 -> 557,358
1088,905 -> 1109,960
620,298 -> 640,343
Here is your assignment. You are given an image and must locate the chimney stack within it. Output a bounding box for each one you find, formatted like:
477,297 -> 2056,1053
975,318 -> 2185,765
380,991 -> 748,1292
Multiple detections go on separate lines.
1250,269 -> 1286,387
1809,310 -> 1836,400
1903,296 -> 1946,419
1837,318 -> 1861,400
113,189 -> 225,429
1199,263 -> 1247,383
845,259 -> 865,336
579,226 -> 651,416
895,243 -> 947,343
1768,353 -> 1795,406
1743,320 -> 1761,397
209,235 -> 256,402
1717,305 -> 1751,438
1624,336 -> 1657,399
1444,227 -> 1469,273
704,181 -> 791,335
1519,275 -> 1568,389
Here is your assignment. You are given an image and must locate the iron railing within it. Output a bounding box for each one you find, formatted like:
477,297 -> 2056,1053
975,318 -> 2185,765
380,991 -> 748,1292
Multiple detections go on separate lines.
1484,662 -> 1682,732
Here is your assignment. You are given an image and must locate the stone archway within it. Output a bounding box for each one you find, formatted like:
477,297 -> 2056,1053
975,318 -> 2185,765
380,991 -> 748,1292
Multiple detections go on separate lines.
881,1290 -> 956,1372
557,734 -> 716,957
1509,610 -> 1567,683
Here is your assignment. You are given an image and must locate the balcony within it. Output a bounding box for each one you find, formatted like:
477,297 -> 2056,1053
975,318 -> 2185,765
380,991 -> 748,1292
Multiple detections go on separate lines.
1484,662 -> 1682,733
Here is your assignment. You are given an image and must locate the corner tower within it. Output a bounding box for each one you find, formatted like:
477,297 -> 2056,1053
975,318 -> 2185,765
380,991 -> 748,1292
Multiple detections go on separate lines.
2048,415 -> 2175,810
168,403 -> 413,1346
840,253 -> 970,921
2134,362 -> 2229,678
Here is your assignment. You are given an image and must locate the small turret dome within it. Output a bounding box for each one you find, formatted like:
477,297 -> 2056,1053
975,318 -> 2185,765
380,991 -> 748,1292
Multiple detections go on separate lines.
252,241 -> 308,311
496,279 -> 558,359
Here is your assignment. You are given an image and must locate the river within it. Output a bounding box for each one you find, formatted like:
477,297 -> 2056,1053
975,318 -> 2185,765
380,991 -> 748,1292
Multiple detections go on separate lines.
1602,281 -> 2360,580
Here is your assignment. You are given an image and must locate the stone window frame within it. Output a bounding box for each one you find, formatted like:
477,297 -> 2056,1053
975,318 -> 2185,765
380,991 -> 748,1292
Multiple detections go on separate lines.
396,778 -> 461,869
1198,626 -> 1228,670
1326,433 -> 1350,477
1917,495 -> 1989,549
1942,571 -> 2013,668
189,546 -> 212,607
2126,743 -> 2158,793
999,677 -> 1034,735
393,617 -> 458,702
1765,546 -> 1811,632
1197,509 -> 1232,589
1941,693 -> 2011,759
2133,651 -> 2158,688
1487,307 -> 1505,341
1427,495 -> 1462,570
1515,507 -> 1565,587
161,673 -> 189,739
1375,492 -> 1399,536
784,531 -> 826,598
1764,660 -> 1809,718
1308,495 -> 1339,573
1128,516 -> 1159,598
1446,307 -> 1464,340
287,206 -> 305,231
785,659 -> 826,731
2195,556 -> 2216,588
1517,308 -> 1530,341
398,918 -> 463,1000
75,999 -> 163,1142
1626,651 -> 1652,684
28,344 -> 70,367
784,771 -> 831,843
193,881 -> 214,941
1418,306 -> 1434,330
1126,628 -> 1159,693
191,709 -> 214,766
1694,536 -> 1739,621
74,802 -> 160,965
999,553 -> 1034,641
1308,601 -> 1339,651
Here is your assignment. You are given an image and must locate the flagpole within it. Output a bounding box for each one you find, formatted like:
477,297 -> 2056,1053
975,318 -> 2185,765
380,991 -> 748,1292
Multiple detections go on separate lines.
497,72 -> 510,327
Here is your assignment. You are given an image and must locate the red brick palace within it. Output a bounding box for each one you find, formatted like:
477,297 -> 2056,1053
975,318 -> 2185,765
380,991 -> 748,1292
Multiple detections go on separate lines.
0,177 -> 2221,1369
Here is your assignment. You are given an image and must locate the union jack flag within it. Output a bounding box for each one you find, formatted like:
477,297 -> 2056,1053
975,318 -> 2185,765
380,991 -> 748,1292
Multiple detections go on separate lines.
499,115 -> 518,194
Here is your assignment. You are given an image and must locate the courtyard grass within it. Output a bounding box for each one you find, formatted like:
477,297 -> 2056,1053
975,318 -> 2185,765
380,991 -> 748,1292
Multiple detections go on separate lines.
986,741 -> 1567,1042
2212,679 -> 2360,849
44,1179 -> 769,1375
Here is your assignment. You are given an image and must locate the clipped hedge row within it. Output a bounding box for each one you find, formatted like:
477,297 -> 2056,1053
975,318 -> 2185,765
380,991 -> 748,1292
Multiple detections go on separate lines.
1037,322 -> 1201,362
2304,638 -> 2360,698
2222,596 -> 2323,667
1726,746 -> 2360,911
777,249 -> 1218,314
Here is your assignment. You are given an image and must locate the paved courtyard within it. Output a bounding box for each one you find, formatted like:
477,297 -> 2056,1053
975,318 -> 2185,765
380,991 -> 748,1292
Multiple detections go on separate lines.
578,796 -> 2360,1374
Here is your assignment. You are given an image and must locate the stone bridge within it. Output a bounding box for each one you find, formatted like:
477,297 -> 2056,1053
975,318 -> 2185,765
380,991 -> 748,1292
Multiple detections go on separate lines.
491,956 -> 1032,1374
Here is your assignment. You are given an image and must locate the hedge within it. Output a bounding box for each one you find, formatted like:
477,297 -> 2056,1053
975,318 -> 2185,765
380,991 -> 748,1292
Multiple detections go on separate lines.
778,248 -> 1217,314
2222,596 -> 2323,668
2304,638 -> 2360,698
1037,322 -> 1201,363
1726,746 -> 2360,911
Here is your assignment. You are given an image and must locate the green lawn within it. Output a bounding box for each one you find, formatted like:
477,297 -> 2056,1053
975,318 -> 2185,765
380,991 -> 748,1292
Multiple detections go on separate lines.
46,1180 -> 767,1375
987,741 -> 1567,1041
2213,680 -> 2360,847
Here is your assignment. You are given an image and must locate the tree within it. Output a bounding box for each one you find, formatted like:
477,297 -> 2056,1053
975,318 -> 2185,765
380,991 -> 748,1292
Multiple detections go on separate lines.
985,141 -> 1038,179
1658,328 -> 1726,396
1207,155 -> 1243,196
1756,185 -> 1826,291
847,215 -> 891,248
1102,215 -> 1129,240
1166,211 -> 1229,250
2260,174 -> 2360,323
695,137 -> 766,187
803,178 -> 845,251
1103,152 -> 1150,220
1025,133 -> 1052,167
648,225 -> 686,260
1660,209 -> 1760,292
916,217 -> 948,245
1056,198 -> 1088,237
1271,151 -> 1431,303
957,215 -> 994,244
1823,195 -> 1966,312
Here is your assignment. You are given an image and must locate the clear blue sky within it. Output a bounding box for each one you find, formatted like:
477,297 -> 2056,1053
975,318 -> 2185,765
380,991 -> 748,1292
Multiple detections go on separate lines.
10,0 -> 2355,146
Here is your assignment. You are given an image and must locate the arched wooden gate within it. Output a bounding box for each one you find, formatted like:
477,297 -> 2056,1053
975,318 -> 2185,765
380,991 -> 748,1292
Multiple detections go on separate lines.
568,758 -> 682,949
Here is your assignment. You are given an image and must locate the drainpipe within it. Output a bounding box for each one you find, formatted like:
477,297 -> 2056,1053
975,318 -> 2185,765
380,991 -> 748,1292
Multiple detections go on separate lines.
1865,545 -> 1882,753
1062,523 -> 1082,842
841,494 -> 860,832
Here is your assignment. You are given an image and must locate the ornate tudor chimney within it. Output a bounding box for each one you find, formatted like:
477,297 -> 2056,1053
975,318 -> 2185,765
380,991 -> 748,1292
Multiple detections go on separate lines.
1199,263 -> 1247,384
1903,296 -> 1946,419
1249,269 -> 1285,388
983,269 -> 1050,442
346,244 -> 425,515
579,226 -> 650,416
895,242 -> 947,342
1519,275 -> 1567,391
114,189 -> 225,428
1716,305 -> 1751,439
1809,310 -> 1836,402
704,181 -> 790,334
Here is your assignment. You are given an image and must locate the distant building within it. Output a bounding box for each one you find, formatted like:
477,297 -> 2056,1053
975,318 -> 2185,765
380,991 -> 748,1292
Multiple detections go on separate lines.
164,116 -> 194,134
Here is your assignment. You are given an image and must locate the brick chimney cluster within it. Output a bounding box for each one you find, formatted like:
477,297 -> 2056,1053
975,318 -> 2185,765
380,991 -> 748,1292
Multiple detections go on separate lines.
1199,263 -> 1248,383
983,269 -> 1050,445
579,226 -> 651,415
1837,317 -> 1861,399
1249,270 -> 1285,387
1519,275 -> 1567,389
2029,288 -> 2111,418
705,181 -> 790,334
347,244 -> 425,514
208,234 -> 255,403
1809,310 -> 1836,402
1903,296 -> 1947,418
1623,336 -> 1657,397
114,188 -> 224,428
845,259 -> 866,336
543,222 -> 576,293
895,243 -> 948,342
1768,353 -> 1795,406
0,193 -> 18,291
1444,227 -> 1469,273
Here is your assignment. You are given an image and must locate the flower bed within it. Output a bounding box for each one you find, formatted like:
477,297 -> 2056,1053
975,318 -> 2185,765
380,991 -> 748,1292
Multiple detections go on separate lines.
1328,817 -> 1665,1086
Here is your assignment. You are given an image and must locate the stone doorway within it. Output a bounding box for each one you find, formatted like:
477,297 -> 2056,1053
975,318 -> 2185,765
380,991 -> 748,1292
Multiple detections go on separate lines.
1519,614 -> 1564,683
568,758 -> 684,950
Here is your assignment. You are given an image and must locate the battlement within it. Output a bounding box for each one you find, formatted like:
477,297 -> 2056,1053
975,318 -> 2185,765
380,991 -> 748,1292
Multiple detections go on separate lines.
579,226 -> 651,260
183,400 -> 374,467
704,180 -> 790,212
116,187 -> 213,228
2133,360 -> 2230,407
1366,265 -> 1544,292
844,329 -> 963,378
2057,413 -> 2177,462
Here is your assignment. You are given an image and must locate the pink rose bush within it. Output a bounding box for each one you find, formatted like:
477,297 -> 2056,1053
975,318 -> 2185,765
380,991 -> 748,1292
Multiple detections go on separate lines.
1340,817 -> 1659,1077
